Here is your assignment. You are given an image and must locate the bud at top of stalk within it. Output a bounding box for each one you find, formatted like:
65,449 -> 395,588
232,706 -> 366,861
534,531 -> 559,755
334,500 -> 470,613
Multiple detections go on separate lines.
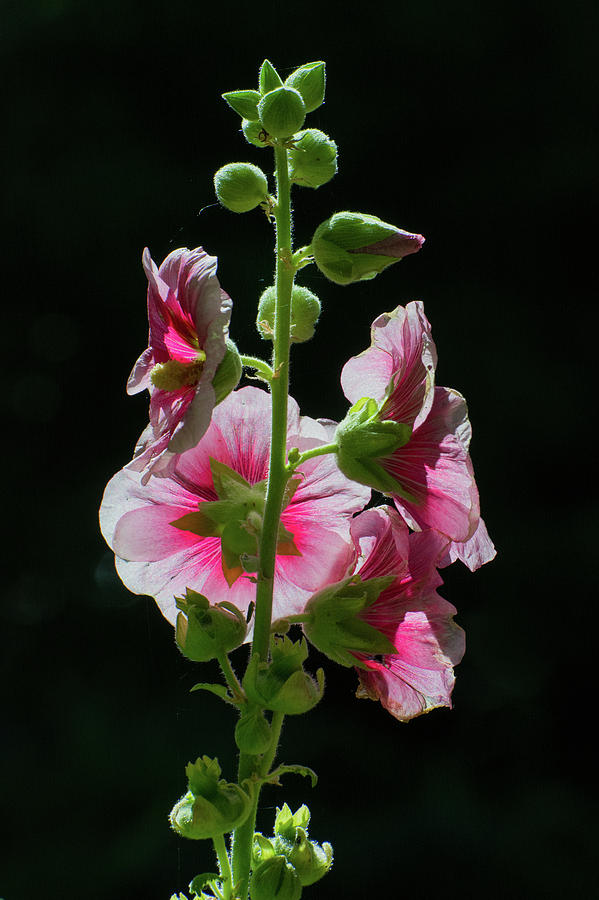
258,87 -> 306,139
288,129 -> 338,189
214,162 -> 269,213
250,855 -> 302,900
169,756 -> 250,840
257,285 -> 321,343
311,212 -> 425,285
273,804 -> 333,887
222,89 -> 261,121
285,61 -> 326,113
212,338 -> 242,405
259,59 -> 283,94
175,588 -> 246,662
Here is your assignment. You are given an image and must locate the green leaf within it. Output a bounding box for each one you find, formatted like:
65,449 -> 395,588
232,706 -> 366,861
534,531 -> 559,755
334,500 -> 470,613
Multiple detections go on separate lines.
259,59 -> 283,94
271,763 -> 318,788
190,682 -> 230,701
222,89 -> 261,120
189,873 -> 220,895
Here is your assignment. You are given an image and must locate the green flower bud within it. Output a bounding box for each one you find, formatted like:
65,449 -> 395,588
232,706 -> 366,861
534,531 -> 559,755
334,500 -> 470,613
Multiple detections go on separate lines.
274,803 -> 311,841
243,636 -> 324,715
169,756 -> 250,840
272,805 -> 333,887
311,212 -> 425,285
256,286 -> 321,343
250,856 -> 302,900
303,574 -> 396,668
288,129 -> 337,189
214,162 -> 269,213
285,62 -> 326,113
334,397 -> 415,496
242,118 -> 271,149
212,338 -> 242,405
259,59 -> 283,94
222,89 -> 261,121
252,833 -> 277,867
175,589 -> 246,662
234,708 -> 272,754
258,87 -> 306,139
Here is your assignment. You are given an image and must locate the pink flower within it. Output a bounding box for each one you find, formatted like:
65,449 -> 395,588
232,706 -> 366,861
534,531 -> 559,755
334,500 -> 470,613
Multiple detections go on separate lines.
341,301 -> 495,566
126,247 -> 232,482
350,506 -> 465,721
100,386 -> 371,628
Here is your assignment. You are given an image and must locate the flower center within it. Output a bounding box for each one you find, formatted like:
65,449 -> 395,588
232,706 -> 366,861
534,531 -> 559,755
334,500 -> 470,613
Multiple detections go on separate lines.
150,352 -> 206,391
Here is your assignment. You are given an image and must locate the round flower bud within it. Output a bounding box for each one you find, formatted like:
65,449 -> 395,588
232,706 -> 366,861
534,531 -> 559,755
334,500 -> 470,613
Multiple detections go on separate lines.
311,212 -> 425,285
242,118 -> 271,148
250,856 -> 302,900
284,62 -> 326,113
258,87 -> 306,139
212,339 -> 242,405
257,285 -> 321,343
242,636 -> 324,715
214,162 -> 269,213
288,129 -> 337,189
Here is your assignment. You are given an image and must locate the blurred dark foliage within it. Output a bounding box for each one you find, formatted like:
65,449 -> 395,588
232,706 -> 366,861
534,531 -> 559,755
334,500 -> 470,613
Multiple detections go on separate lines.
1,1 -> 596,897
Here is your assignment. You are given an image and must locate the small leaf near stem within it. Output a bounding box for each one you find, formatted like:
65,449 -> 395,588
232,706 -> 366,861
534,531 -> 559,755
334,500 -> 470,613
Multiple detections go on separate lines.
239,355 -> 274,382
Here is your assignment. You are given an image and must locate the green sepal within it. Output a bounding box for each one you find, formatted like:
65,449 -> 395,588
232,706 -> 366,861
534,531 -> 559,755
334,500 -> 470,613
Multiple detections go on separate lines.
272,805 -> 333,887
267,764 -> 318,789
190,683 -> 230,701
249,855 -> 302,900
212,339 -> 242,405
258,87 -> 306,138
222,89 -> 261,121
285,61 -> 326,113
252,833 -> 277,866
235,708 -> 272,754
259,59 -> 283,94
303,575 -> 397,668
242,636 -> 324,714
274,803 -> 311,840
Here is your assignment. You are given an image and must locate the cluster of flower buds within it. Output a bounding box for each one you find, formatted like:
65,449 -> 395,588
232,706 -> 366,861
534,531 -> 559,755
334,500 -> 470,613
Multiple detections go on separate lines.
169,756 -> 251,840
257,285 -> 321,343
250,804 -> 333,898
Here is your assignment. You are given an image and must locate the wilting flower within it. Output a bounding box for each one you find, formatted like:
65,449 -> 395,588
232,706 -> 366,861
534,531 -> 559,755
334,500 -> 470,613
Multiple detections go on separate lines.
126,247 -> 232,482
339,301 -> 495,570
351,506 -> 464,721
100,387 -> 370,627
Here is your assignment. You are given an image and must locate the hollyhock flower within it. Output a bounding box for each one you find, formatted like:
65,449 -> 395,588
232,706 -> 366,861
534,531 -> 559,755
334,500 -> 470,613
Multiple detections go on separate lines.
100,386 -> 370,628
352,506 -> 465,721
126,247 -> 233,482
339,301 -> 495,567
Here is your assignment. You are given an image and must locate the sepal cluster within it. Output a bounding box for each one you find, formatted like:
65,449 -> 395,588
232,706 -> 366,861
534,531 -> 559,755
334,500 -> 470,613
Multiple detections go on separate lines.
169,756 -> 251,840
303,575 -> 396,668
243,636 -> 324,714
175,588 -> 246,663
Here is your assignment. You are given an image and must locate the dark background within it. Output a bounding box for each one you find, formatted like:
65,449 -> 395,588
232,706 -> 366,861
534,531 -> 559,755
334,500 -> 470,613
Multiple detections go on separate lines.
1,1 -> 596,897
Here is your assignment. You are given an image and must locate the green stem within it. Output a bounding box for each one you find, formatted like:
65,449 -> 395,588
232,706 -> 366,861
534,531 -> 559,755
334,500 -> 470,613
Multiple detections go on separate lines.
240,355 -> 274,381
231,141 -> 295,900
287,442 -> 338,471
217,652 -> 243,699
213,833 -> 233,900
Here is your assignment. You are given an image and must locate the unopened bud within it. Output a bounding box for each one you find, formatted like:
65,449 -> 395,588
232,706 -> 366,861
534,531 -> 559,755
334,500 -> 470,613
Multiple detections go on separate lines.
175,589 -> 246,662
169,756 -> 250,840
285,62 -> 326,113
214,162 -> 269,213
259,59 -> 283,94
288,129 -> 337,189
235,709 -> 272,754
311,212 -> 424,285
242,119 -> 271,148
243,636 -> 324,715
258,87 -> 306,139
257,286 -> 321,343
